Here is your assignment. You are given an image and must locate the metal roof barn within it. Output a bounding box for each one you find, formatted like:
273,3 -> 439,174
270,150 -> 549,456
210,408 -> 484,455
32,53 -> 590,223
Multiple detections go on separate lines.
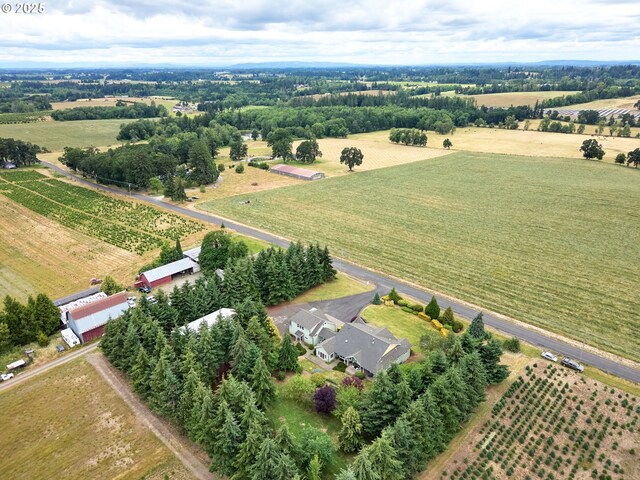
66,292 -> 129,343
270,164 -> 325,180
139,257 -> 197,288
53,286 -> 102,307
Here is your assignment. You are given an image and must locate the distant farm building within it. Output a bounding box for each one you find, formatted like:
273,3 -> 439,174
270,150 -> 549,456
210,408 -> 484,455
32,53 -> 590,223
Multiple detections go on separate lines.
138,257 -> 198,288
270,164 -> 325,181
53,286 -> 101,308
66,292 -> 129,343
179,308 -> 236,334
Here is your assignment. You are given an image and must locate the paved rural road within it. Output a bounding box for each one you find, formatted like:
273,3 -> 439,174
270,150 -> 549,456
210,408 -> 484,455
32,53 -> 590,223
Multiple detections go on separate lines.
88,353 -> 214,480
0,343 -> 99,393
42,162 -> 640,384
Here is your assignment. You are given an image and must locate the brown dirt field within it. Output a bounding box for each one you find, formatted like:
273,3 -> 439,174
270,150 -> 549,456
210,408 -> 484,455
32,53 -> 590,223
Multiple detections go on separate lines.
423,360 -> 640,480
305,89 -> 395,100
350,128 -> 640,163
0,195 -> 140,301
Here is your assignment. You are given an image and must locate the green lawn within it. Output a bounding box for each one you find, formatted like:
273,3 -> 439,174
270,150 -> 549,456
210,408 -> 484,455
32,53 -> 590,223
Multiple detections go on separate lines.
267,392 -> 349,476
0,119 -> 128,150
292,273 -> 374,304
199,152 -> 640,362
360,304 -> 439,354
231,232 -> 270,255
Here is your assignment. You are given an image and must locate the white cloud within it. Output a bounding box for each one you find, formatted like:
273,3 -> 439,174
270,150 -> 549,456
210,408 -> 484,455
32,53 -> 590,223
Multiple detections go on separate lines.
0,0 -> 638,65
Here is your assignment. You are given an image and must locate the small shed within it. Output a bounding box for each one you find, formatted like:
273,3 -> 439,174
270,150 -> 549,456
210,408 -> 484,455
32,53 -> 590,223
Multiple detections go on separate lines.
270,164 -> 325,181
139,258 -> 197,288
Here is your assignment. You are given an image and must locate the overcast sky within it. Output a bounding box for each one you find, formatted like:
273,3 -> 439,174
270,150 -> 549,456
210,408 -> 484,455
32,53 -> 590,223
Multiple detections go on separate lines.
1,0 -> 639,66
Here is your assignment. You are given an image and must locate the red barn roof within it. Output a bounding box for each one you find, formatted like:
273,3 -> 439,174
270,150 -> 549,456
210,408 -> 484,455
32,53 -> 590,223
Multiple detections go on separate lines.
68,292 -> 128,320
270,164 -> 324,179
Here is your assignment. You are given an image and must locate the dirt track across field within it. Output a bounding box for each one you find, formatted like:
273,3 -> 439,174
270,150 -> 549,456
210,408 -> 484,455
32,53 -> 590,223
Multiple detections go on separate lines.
87,353 -> 215,480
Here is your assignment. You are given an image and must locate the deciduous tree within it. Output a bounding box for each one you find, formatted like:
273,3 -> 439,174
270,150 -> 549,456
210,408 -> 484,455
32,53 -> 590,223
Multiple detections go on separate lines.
339,146 -> 364,171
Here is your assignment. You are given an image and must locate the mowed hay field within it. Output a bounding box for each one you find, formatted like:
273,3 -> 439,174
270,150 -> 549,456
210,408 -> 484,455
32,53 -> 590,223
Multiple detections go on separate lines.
0,194 -> 139,300
291,137 -> 451,175
50,96 -> 177,110
201,152 -> 640,361
0,359 -> 193,480
350,128 -> 640,163
0,118 -> 126,150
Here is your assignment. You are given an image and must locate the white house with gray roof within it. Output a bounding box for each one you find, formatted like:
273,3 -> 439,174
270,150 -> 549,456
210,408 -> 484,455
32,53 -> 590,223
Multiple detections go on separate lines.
315,322 -> 411,376
288,308 -> 343,346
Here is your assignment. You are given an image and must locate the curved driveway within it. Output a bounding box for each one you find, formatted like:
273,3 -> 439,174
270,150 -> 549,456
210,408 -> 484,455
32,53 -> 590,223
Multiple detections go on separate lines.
41,161 -> 640,384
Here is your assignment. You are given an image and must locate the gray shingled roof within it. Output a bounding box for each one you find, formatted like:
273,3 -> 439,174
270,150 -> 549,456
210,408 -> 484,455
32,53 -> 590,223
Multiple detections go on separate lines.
317,327 -> 336,342
333,322 -> 411,375
289,309 -> 326,334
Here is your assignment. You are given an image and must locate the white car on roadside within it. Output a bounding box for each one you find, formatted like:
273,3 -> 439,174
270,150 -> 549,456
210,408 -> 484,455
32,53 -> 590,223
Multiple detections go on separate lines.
541,351 -> 558,362
1,373 -> 14,382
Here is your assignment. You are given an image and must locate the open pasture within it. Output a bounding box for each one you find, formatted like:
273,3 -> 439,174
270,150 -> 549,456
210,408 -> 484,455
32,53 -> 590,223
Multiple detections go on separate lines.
429,361 -> 640,480
559,95 -> 640,112
0,358 -> 193,480
291,137 -> 451,175
200,152 -> 640,362
0,118 -> 126,150
349,128 -> 640,163
423,91 -> 577,107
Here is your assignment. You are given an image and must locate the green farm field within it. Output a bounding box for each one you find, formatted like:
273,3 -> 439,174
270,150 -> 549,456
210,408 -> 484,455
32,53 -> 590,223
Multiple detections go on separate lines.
200,152 -> 640,361
0,118 -> 126,150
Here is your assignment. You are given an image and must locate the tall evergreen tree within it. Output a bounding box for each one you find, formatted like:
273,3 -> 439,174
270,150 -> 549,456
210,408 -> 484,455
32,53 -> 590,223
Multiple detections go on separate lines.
319,245 -> 337,282
274,423 -> 301,461
385,416 -> 419,478
235,341 -> 262,382
178,367 -> 203,426
121,321 -> 141,373
250,438 -> 299,480
458,352 -> 488,406
149,344 -> 180,418
361,370 -> 400,439
469,312 -> 486,339
245,316 -> 273,360
303,244 -> 324,289
130,346 -> 152,398
479,337 -> 509,384
233,424 -> 263,480
225,257 -> 261,306
250,354 -> 276,409
428,348 -> 449,376
33,293 -> 61,336
420,391 -> 446,459
277,334 -> 299,372
338,406 -> 364,453
351,451 -> 381,480
446,335 -> 466,365
428,373 -> 463,440
364,434 -> 404,480
189,138 -> 218,185
210,401 -> 242,476
335,468 -> 358,480
193,386 -> 216,453
239,394 -> 270,440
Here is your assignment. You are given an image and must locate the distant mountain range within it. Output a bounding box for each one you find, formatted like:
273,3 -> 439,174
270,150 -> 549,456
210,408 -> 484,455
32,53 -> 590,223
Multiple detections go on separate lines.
0,60 -> 638,70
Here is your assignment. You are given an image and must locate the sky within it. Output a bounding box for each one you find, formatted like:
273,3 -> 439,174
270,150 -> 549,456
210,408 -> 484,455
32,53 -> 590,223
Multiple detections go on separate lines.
1,0 -> 639,66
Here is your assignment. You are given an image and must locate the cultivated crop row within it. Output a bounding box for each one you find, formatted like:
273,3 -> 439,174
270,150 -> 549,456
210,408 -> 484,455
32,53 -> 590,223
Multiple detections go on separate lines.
0,177 -> 204,254
441,363 -> 638,480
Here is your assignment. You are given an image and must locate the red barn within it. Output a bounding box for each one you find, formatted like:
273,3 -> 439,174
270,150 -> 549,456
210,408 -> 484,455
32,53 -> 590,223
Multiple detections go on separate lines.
66,292 -> 129,343
138,258 -> 196,288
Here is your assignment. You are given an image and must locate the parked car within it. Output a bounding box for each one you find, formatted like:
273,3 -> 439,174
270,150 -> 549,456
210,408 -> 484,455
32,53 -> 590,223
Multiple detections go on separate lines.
561,357 -> 584,372
541,351 -> 558,362
1,373 -> 14,382
137,285 -> 151,293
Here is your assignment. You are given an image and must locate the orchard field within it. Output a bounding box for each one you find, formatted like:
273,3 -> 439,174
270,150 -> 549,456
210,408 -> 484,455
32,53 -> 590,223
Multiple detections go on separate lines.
431,362 -> 639,480
200,152 -> 640,362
